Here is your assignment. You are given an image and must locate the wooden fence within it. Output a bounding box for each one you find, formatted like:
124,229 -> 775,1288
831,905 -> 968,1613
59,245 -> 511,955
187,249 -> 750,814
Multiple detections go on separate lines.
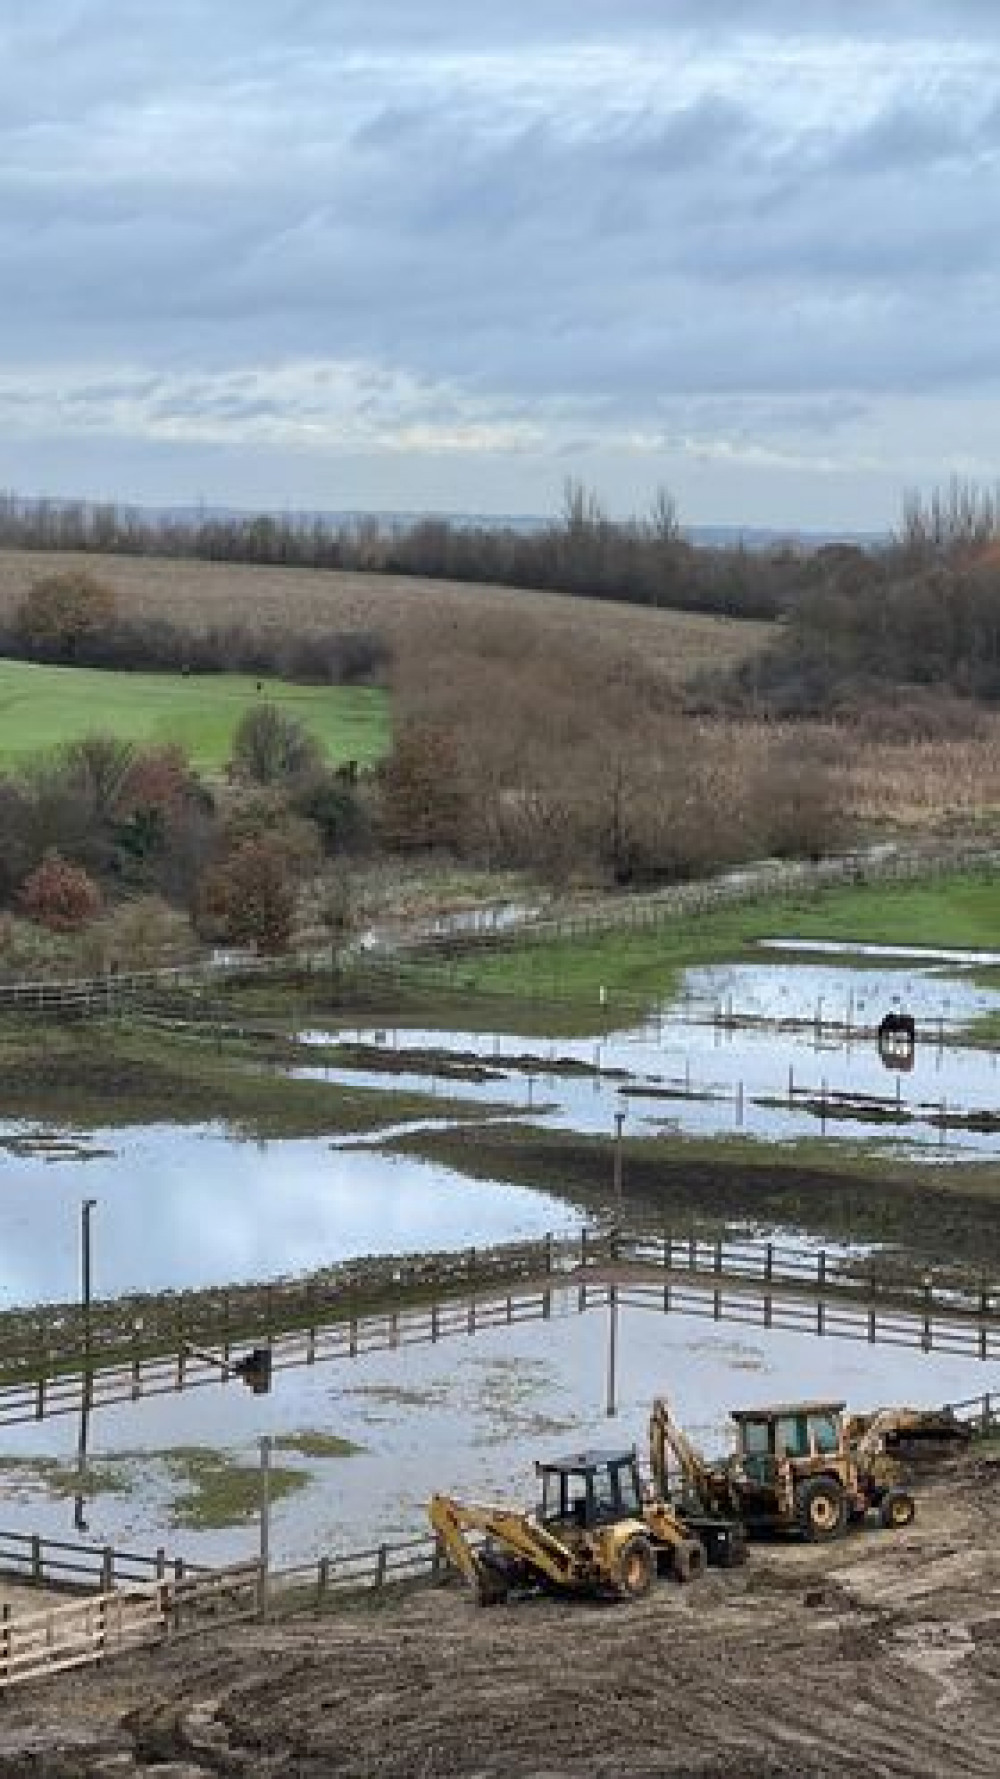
0,1527 -> 208,1593
3,1227 -> 1000,1428
0,1560 -> 262,1692
0,840 -> 997,1021
8,1223 -> 1000,1398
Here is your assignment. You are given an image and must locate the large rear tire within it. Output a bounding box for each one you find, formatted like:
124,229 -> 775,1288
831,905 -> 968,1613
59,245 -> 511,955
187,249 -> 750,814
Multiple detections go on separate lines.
796,1477 -> 847,1542
615,1533 -> 656,1600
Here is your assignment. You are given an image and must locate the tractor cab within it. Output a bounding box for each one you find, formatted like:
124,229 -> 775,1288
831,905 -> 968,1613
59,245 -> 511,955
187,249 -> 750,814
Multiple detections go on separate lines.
731,1401 -> 845,1485
536,1448 -> 645,1533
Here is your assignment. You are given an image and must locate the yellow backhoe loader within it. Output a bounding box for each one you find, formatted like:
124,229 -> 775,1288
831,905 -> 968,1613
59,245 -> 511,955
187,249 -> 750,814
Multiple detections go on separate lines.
430,1445 -> 709,1607
648,1397 -> 943,1542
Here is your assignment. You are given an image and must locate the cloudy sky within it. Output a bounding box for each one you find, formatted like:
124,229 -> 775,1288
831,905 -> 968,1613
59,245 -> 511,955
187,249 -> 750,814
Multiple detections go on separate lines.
2,2 -> 999,529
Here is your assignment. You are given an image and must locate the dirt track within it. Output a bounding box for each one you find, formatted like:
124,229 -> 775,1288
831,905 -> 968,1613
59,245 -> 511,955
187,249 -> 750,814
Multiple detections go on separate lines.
3,1454 -> 999,1778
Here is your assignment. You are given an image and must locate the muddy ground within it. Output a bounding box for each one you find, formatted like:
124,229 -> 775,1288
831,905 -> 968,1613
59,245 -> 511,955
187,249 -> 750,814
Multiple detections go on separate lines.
2,1451 -> 998,1778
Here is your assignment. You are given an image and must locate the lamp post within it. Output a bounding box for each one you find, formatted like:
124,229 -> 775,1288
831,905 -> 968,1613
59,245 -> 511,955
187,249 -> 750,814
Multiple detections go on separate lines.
76,1199 -> 97,1533
81,1199 -> 96,1405
607,1112 -> 625,1418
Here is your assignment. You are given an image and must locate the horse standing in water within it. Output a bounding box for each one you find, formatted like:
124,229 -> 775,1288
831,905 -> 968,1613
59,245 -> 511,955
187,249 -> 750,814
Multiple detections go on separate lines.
878,1011 -> 916,1069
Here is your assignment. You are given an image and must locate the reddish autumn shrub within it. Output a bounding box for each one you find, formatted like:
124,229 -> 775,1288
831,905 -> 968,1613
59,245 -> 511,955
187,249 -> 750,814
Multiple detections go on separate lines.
19,851 -> 102,932
197,839 -> 295,954
115,746 -> 191,822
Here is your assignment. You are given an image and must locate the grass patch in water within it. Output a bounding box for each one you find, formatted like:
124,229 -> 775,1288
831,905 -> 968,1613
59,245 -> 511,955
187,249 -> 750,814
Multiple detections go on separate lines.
0,1018 -> 485,1137
164,1447 -> 308,1530
273,1430 -> 363,1459
0,1455 -> 132,1498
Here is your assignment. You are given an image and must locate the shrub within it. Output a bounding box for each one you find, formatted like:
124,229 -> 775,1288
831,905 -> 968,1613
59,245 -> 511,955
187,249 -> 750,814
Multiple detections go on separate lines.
197,839 -> 296,953
229,703 -> 323,786
292,771 -> 368,853
15,571 -> 117,662
377,723 -> 469,852
19,851 -> 102,931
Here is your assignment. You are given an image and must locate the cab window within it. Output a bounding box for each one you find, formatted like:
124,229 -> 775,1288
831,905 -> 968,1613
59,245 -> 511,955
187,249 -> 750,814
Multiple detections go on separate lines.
808,1413 -> 840,1455
615,1464 -> 641,1516
775,1415 -> 809,1457
591,1468 -> 616,1520
741,1420 -> 770,1457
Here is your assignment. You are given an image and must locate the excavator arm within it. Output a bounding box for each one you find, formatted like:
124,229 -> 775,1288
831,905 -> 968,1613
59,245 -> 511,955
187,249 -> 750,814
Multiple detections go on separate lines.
648,1397 -> 716,1504
429,1493 -> 584,1604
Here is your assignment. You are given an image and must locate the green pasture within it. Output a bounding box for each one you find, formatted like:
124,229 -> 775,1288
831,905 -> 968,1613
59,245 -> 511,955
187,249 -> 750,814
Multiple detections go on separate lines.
405,872 -> 1000,1016
0,659 -> 389,770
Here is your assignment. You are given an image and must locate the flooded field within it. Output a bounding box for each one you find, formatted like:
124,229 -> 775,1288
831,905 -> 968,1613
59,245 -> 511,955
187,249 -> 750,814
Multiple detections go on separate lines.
302,951 -> 1000,1158
0,1123 -> 580,1307
0,1296 -> 990,1568
1,941 -> 998,1574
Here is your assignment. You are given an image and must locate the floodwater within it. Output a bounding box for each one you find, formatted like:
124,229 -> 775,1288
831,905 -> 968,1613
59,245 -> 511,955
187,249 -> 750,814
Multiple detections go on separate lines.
299,946 -> 1000,1159
0,1297 -> 991,1567
2,950 -> 999,1316
0,1124 -> 581,1308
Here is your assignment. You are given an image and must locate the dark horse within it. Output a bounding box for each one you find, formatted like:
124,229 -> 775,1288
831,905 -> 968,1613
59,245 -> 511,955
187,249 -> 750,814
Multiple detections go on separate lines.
878,1011 -> 916,1069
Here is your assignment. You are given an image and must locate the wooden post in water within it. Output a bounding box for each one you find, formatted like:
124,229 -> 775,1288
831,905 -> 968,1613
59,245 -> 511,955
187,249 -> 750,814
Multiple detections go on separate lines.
258,1435 -> 272,1620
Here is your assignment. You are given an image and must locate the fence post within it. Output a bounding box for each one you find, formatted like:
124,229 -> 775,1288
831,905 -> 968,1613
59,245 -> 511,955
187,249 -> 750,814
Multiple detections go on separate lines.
376,1544 -> 387,1590
101,1546 -> 114,1593
317,1556 -> 330,1604
31,1534 -> 42,1586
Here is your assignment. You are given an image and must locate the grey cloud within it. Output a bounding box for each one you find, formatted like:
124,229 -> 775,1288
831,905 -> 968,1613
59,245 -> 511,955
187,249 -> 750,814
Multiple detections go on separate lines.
2,0 -> 1000,524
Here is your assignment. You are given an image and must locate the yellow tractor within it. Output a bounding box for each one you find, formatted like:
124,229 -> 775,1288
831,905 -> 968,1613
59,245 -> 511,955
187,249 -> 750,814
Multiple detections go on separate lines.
649,1397 -> 925,1542
430,1445 -> 710,1607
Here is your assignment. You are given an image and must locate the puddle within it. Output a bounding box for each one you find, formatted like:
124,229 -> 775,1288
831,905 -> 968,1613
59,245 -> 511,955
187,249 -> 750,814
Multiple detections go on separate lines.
0,1298 -> 990,1567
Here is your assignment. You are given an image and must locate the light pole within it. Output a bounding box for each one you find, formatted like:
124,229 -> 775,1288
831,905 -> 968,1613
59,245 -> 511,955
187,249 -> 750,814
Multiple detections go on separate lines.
607,1112 -> 625,1418
77,1198 -> 97,1532
81,1199 -> 96,1405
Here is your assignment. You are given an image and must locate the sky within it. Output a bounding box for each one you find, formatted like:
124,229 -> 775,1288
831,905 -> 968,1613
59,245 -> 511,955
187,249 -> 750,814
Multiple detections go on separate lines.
2,1 -> 999,530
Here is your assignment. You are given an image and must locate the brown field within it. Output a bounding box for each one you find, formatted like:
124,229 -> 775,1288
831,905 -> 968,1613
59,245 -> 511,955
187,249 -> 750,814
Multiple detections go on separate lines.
1,548 -> 998,846
0,547 -> 772,685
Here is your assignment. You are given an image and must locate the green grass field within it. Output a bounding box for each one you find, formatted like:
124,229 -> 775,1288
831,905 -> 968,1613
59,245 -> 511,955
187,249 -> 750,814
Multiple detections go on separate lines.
409,873 -> 1000,1014
0,659 -> 390,770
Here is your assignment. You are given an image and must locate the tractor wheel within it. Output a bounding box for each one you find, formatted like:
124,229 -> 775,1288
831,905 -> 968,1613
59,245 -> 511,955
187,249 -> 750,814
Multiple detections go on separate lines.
796,1477 -> 847,1542
615,1534 -> 656,1600
879,1487 -> 916,1531
672,1538 -> 707,1584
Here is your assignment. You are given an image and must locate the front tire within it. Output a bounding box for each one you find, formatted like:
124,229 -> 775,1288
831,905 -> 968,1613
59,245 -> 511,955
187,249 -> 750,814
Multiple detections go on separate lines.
796,1477 -> 847,1542
615,1533 -> 656,1599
